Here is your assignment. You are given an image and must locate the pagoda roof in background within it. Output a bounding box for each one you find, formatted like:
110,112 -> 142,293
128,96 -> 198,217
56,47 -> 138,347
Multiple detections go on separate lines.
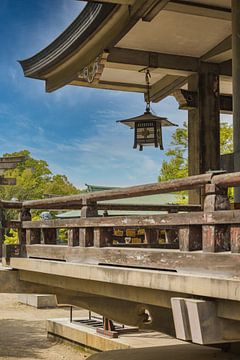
19,0 -> 232,103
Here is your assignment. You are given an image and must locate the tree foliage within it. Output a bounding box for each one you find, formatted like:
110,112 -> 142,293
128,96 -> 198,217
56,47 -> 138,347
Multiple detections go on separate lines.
159,122 -> 233,182
0,150 -> 80,202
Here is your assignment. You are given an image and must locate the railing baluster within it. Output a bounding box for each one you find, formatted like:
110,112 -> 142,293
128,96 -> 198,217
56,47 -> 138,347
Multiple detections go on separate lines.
203,184 -> 230,252
68,228 -> 79,247
179,226 -> 202,251
26,229 -> 41,245
42,228 -> 57,244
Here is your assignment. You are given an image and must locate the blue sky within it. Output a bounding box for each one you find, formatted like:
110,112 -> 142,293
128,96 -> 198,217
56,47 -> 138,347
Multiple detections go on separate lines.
0,1 -> 230,189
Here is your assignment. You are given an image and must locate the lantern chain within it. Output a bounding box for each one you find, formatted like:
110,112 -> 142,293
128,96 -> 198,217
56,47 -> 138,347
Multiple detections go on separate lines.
145,69 -> 151,113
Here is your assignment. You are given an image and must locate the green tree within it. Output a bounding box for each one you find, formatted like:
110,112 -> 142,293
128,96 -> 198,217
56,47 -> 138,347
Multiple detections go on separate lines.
0,150 -> 80,201
159,122 -> 233,182
159,122 -> 233,202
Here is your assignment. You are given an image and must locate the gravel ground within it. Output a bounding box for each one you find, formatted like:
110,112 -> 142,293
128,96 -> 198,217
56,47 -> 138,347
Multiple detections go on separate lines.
0,294 -> 90,360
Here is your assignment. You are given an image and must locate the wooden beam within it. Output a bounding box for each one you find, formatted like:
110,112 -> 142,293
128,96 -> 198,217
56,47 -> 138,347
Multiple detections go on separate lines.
71,79 -> 146,93
20,245 -> 240,278
142,0 -> 170,22
0,178 -> 16,186
22,209 -> 240,229
165,1 -> 231,21
201,36 -> 232,63
22,173 -> 212,209
173,89 -> 232,113
108,48 -> 231,78
108,47 -> 199,75
150,75 -> 187,103
0,156 -> 26,163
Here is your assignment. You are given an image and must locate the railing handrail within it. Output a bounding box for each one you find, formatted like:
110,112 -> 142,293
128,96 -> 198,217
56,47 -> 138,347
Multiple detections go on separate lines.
21,209 -> 240,229
21,173 -> 213,209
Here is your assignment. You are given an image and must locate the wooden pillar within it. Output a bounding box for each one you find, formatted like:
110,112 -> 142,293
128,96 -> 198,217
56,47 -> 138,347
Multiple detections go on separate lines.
18,208 -> 31,245
144,229 -> 158,244
202,184 -> 230,252
232,0 -> 240,201
188,64 -> 220,204
42,228 -> 57,244
26,229 -> 41,245
179,226 -> 202,251
68,228 -> 79,247
0,209 -> 5,258
94,228 -> 112,247
79,203 -> 98,247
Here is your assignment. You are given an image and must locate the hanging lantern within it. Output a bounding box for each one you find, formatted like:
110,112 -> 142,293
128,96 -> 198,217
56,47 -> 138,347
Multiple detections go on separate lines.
117,70 -> 177,151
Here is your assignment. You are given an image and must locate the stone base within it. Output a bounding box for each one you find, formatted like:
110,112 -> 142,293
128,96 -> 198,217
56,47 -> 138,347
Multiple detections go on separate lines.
47,318 -> 185,352
18,294 -> 57,308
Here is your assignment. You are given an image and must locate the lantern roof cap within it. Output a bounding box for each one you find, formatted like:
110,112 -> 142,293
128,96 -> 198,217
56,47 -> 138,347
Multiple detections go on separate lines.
117,110 -> 178,128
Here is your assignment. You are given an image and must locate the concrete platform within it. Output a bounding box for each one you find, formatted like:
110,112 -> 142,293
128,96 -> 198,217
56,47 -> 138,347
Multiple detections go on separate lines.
18,294 -> 57,308
47,317 -> 226,355
47,318 -> 186,352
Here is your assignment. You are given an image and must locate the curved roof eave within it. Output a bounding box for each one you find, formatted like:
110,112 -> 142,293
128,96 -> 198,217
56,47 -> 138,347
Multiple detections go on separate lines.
19,1 -> 144,92
19,3 -> 116,80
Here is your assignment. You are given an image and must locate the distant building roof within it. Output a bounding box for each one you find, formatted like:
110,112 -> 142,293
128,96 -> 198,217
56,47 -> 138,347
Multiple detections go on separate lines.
57,188 -> 180,218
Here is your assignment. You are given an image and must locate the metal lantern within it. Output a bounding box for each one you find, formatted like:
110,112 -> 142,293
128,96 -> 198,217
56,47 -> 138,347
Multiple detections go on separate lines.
117,70 -> 177,151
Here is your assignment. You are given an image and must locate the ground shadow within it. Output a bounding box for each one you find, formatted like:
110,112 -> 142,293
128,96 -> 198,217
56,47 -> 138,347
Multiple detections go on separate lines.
0,319 -> 56,358
88,344 -> 239,360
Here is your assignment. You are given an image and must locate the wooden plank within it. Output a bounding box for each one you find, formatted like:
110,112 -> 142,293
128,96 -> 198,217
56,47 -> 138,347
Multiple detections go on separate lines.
0,156 -> 26,163
24,245 -> 240,278
22,173 -> 212,209
201,36 -> 232,63
142,0 -> 170,22
0,200 -> 23,209
68,228 -> 79,247
26,229 -> 41,245
98,203 -> 201,212
21,209 -> 240,229
94,228 -> 112,247
0,178 -> 16,185
179,226 -> 202,251
42,228 -> 57,245
212,172 -> 240,187
150,76 -> 187,103
79,228 -> 94,247
108,47 -> 199,75
230,225 -> 240,253
0,163 -> 20,170
165,1 -> 231,21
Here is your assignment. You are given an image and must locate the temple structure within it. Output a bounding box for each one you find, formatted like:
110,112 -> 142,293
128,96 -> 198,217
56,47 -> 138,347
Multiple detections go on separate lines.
19,0 -> 237,203
2,0 -> 240,353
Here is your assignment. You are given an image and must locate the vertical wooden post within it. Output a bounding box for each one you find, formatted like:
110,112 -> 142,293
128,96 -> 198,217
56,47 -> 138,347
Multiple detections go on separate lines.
79,202 -> 98,247
42,228 -> 57,244
232,0 -> 240,201
0,208 -> 5,258
203,184 -> 230,252
26,229 -> 41,245
179,226 -> 202,251
94,228 -> 112,247
18,208 -> 31,245
144,229 -> 158,244
68,228 -> 79,247
188,64 -> 220,204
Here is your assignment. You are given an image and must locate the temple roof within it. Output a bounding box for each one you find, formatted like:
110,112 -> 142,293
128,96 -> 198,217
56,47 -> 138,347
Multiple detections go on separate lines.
19,0 -> 232,102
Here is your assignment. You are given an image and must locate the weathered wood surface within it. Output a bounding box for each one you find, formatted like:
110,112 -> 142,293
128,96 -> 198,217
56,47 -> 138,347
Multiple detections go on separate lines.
23,245 -> 240,277
97,203 -> 201,212
0,156 -> 25,163
21,210 -> 240,229
0,178 -> 16,186
0,200 -> 23,209
22,173 -> 212,209
212,172 -> 240,187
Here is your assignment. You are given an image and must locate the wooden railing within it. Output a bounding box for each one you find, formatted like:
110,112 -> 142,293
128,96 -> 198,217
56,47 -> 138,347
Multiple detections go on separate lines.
2,172 -> 240,265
